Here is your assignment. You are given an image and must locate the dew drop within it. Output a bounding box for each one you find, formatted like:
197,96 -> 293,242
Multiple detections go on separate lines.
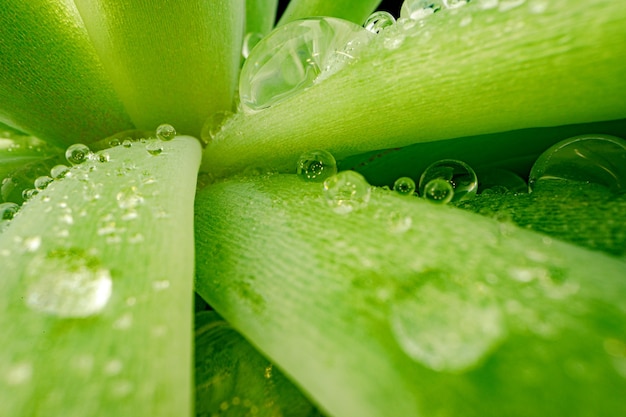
528,134 -> 626,193
393,176 -> 416,196
97,152 -> 110,163
443,0 -> 469,8
24,248 -> 112,318
50,164 -> 71,179
422,178 -> 454,203
390,281 -> 505,372
0,202 -> 19,220
108,138 -> 121,147
400,0 -> 443,20
22,188 -> 38,201
200,111 -> 234,144
156,124 -> 176,141
65,143 -> 92,165
296,150 -> 337,182
364,11 -> 396,34
419,159 -> 477,202
146,140 -> 163,156
242,32 -> 264,59
323,171 -> 371,214
122,139 -> 132,148
387,212 -> 413,233
239,17 -> 374,112
34,175 -> 53,191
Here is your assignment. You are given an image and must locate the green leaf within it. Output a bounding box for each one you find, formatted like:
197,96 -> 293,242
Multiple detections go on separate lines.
195,174 -> 626,417
277,0 -> 382,26
0,129 -> 61,185
195,310 -> 322,416
73,0 -> 245,136
0,136 -> 201,416
0,0 -> 134,147
245,0 -> 279,35
203,0 -> 626,178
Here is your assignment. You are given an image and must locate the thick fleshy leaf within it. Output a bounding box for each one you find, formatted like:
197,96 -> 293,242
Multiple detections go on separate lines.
195,174 -> 626,417
0,136 -> 201,416
277,0 -> 382,25
73,0 -> 245,136
0,0 -> 134,147
203,0 -> 626,178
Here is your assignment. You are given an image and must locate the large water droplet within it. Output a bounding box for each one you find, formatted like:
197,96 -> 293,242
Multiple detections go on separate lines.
156,124 -> 176,141
50,164 -> 71,179
393,176 -> 416,196
65,143 -> 92,165
296,150 -> 337,182
24,248 -> 112,318
239,17 -> 374,112
390,280 -> 505,372
0,202 -> 19,221
528,134 -> 626,193
34,176 -> 53,191
419,159 -> 477,202
364,11 -> 396,34
400,0 -> 443,20
200,111 -> 234,145
323,171 -> 371,214
146,140 -> 163,156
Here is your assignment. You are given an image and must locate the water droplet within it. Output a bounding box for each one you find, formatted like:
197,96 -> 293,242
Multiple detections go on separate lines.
528,134 -> 626,193
5,362 -> 33,386
122,139 -> 132,148
443,0 -> 469,8
34,175 -> 53,191
393,176 -> 416,196
323,171 -> 371,214
24,248 -> 112,318
419,159 -> 477,202
50,164 -> 71,179
422,178 -> 454,203
22,188 -> 38,201
400,0 -> 443,20
65,143 -> 92,165
0,202 -> 19,220
200,111 -> 234,144
108,138 -> 121,147
296,150 -> 337,182
146,140 -> 163,156
387,212 -> 413,233
239,17 -> 374,112
390,281 -> 505,372
97,152 -> 110,163
156,124 -> 176,141
364,11 -> 396,34
242,32 -> 264,59
116,186 -> 144,210
22,236 -> 42,252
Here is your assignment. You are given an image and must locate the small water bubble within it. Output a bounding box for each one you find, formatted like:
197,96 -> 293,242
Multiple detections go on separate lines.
22,188 -> 38,201
323,171 -> 371,214
383,33 -> 405,50
97,152 -> 110,163
156,124 -> 176,141
152,280 -> 170,291
34,175 -> 53,191
388,212 -> 413,233
393,177 -> 416,196
528,134 -> 626,193
364,11 -> 396,34
296,150 -> 337,182
200,111 -> 234,144
239,17 -> 374,111
122,139 -> 132,148
400,0 -> 443,20
24,248 -> 113,318
108,138 -> 121,147
242,32 -> 264,59
422,178 -> 454,203
50,164 -> 71,179
116,186 -> 144,210
65,143 -> 92,165
22,236 -> 42,252
0,202 -> 19,220
146,140 -> 163,156
443,0 -> 469,8
419,159 -> 477,202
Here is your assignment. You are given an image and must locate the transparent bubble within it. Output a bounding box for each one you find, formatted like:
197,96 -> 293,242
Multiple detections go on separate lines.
477,168 -> 527,194
296,150 -> 337,182
156,124 -> 176,141
323,171 -> 371,214
97,152 -> 110,163
400,0 -> 443,20
239,17 -> 374,112
423,178 -> 454,204
122,139 -> 132,148
146,141 -> 163,156
419,159 -> 477,202
108,138 -> 121,147
24,248 -> 112,318
200,111 -> 234,145
34,176 -> 53,191
390,281 -> 505,372
50,164 -> 71,179
443,0 -> 469,8
528,134 -> 626,193
364,11 -> 396,34
393,176 -> 416,196
242,32 -> 264,59
0,202 -> 19,220
65,143 -> 92,165
22,188 -> 38,201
